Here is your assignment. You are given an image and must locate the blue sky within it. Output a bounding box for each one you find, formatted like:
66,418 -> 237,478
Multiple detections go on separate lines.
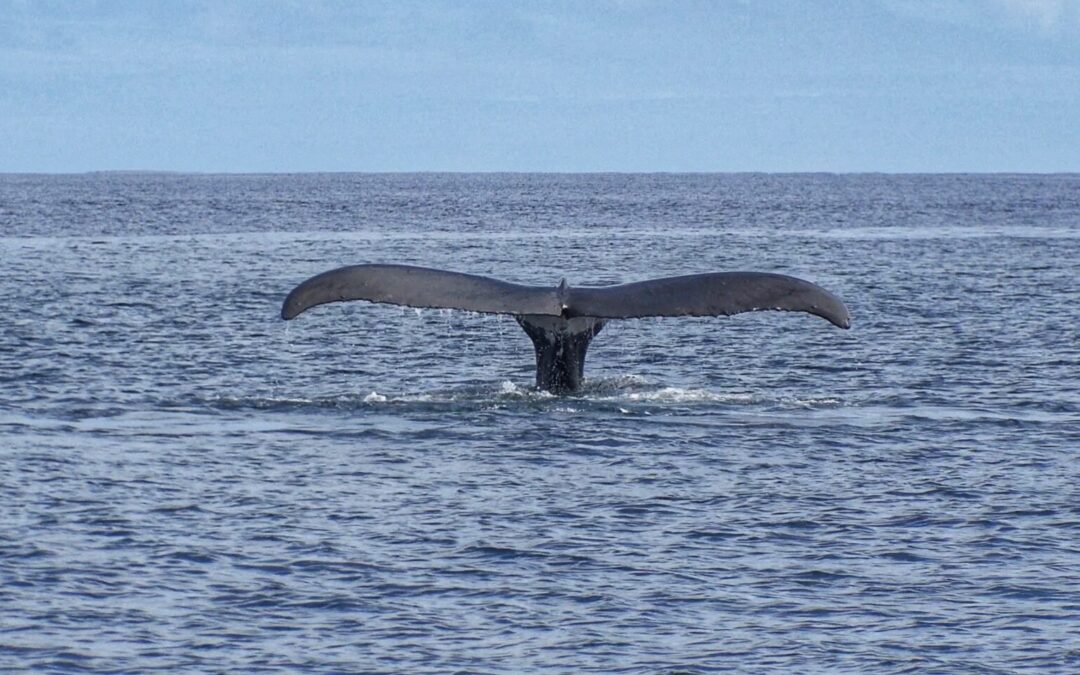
2,0 -> 1078,172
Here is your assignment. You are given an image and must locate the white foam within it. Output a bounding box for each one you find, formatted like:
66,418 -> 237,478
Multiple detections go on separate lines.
496,380 -> 554,399
622,387 -> 757,404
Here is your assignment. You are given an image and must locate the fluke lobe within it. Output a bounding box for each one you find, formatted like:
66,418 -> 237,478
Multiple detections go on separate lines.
281,264 -> 851,394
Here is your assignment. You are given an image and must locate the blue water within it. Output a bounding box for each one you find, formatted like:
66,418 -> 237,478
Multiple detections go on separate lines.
2,173 -> 1079,672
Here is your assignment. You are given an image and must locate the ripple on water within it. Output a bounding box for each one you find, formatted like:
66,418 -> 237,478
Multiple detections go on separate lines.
2,173 -> 1080,672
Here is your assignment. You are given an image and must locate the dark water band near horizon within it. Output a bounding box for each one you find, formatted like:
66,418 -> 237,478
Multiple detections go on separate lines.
2,173 -> 1079,672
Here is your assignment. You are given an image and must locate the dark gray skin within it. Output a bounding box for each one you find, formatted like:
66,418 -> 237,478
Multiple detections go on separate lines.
515,314 -> 606,393
281,264 -> 851,394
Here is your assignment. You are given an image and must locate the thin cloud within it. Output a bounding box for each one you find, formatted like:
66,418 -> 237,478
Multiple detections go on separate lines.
883,0 -> 1080,32
997,0 -> 1080,31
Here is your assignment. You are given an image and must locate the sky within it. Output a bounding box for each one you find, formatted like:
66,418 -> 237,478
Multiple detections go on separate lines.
2,0 -> 1078,173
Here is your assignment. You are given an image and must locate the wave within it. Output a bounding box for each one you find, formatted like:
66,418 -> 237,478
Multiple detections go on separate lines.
187,377 -> 847,415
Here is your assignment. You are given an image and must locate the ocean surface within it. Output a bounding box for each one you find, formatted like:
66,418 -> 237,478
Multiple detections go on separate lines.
2,173 -> 1078,673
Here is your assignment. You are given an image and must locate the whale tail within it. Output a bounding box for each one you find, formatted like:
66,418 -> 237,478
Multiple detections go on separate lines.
281,264 -> 850,393
515,314 -> 606,393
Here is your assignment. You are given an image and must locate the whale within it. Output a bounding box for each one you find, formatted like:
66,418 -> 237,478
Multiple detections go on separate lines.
281,264 -> 851,393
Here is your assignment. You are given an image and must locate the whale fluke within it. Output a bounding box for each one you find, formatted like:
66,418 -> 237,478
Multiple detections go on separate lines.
281,264 -> 562,320
565,272 -> 850,328
282,264 -> 850,393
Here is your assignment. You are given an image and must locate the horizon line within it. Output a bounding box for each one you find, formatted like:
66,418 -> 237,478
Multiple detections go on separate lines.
3,170 -> 1079,177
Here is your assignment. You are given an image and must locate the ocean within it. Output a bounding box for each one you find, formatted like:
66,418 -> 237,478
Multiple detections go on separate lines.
2,173 -> 1078,672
